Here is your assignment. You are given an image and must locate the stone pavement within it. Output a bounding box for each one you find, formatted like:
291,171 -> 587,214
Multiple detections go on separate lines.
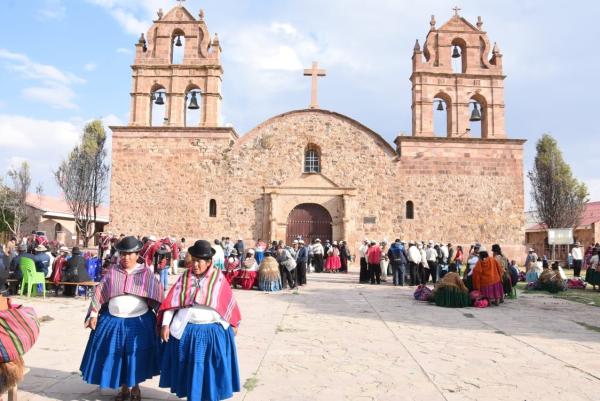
11,270 -> 600,401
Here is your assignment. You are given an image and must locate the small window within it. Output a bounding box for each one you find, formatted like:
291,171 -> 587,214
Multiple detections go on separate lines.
304,146 -> 320,173
406,201 -> 414,219
54,223 -> 62,240
209,199 -> 217,217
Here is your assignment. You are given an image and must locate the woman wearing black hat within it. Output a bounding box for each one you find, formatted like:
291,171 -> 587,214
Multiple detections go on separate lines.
80,236 -> 164,401
158,240 -> 241,401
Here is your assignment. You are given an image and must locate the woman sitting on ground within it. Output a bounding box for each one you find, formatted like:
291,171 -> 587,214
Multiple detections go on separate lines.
433,272 -> 470,307
258,251 -> 282,292
472,246 -> 505,305
526,257 -> 544,283
535,262 -> 567,293
238,249 -> 259,290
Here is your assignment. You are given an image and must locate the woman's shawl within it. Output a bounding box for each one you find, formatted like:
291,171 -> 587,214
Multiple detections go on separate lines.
157,266 -> 241,328
0,298 -> 39,363
86,264 -> 163,320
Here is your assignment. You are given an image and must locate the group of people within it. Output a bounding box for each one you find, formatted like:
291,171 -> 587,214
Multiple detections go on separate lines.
81,235 -> 241,401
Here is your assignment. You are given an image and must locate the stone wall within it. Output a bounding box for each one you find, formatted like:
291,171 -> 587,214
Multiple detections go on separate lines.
109,109 -> 525,262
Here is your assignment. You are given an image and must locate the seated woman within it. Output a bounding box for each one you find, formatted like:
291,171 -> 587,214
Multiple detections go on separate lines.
535,262 -> 567,293
258,251 -> 282,292
526,257 -> 544,283
433,272 -> 470,307
472,246 -> 504,305
223,249 -> 241,285
0,295 -> 39,399
158,240 -> 241,401
237,249 -> 259,290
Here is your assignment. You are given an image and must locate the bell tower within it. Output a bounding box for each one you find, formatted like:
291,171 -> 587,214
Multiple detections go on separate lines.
410,10 -> 506,138
129,4 -> 222,127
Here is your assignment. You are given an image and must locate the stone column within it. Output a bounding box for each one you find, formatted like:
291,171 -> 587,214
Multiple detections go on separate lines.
269,193 -> 278,242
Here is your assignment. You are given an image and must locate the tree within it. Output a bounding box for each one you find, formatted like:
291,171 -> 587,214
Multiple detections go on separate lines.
55,120 -> 110,247
528,134 -> 588,229
0,161 -> 32,239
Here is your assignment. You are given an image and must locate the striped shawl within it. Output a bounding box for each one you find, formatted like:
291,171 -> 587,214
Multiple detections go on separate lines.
86,264 -> 163,320
158,266 -> 241,328
0,299 -> 39,363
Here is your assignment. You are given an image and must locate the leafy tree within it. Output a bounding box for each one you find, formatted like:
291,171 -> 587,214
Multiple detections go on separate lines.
55,120 -> 110,247
0,161 -> 31,239
528,134 -> 588,228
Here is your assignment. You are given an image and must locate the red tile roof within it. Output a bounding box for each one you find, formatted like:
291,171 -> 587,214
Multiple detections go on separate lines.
526,201 -> 600,231
25,193 -> 109,220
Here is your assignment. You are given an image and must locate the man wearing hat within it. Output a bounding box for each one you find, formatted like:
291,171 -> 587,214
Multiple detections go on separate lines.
296,240 -> 309,286
8,244 -> 35,286
358,239 -> 370,283
571,241 -> 583,278
33,244 -> 52,277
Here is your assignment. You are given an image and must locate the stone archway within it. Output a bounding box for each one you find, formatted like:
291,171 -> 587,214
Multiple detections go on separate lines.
286,203 -> 332,245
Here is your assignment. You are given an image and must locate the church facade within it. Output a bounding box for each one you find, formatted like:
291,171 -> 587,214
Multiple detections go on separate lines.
109,5 -> 526,260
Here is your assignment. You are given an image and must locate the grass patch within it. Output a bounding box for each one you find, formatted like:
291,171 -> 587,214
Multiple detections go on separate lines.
574,321 -> 600,333
516,282 -> 600,307
243,374 -> 259,391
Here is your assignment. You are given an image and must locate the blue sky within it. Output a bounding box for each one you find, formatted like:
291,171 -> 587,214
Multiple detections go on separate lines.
0,0 -> 598,207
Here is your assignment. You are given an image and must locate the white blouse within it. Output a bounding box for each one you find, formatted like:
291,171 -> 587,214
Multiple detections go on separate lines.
162,305 -> 229,340
108,295 -> 148,318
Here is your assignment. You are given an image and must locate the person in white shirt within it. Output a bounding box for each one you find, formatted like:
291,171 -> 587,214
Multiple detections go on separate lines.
358,239 -> 369,283
571,242 -> 583,277
408,241 -> 421,286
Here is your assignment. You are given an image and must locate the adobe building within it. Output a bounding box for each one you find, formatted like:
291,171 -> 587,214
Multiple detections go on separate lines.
109,5 -> 526,260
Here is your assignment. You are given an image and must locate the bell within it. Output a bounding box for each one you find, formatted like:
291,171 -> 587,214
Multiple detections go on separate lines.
175,36 -> 182,47
436,100 -> 444,111
188,92 -> 200,110
469,103 -> 482,122
154,92 -> 164,105
452,45 -> 460,58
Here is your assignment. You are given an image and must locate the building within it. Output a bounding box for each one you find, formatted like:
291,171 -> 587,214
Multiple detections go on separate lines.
22,193 -> 109,247
526,201 -> 600,261
109,5 -> 526,260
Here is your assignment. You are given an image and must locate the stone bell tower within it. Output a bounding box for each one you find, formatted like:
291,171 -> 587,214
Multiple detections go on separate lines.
410,9 -> 506,138
129,4 -> 222,127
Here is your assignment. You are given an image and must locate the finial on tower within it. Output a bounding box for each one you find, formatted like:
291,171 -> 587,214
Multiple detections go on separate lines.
212,33 -> 220,46
477,16 -> 483,29
413,39 -> 421,52
492,42 -> 501,54
430,15 -> 436,29
176,0 -> 185,7
452,6 -> 461,17
157,8 -> 164,19
138,33 -> 147,52
199,9 -> 205,21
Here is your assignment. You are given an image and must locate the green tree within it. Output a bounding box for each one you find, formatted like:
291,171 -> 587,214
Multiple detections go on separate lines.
528,134 -> 588,228
0,161 -> 31,239
55,120 -> 110,247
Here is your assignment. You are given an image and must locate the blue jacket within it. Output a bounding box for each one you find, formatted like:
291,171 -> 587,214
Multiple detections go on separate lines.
388,243 -> 407,265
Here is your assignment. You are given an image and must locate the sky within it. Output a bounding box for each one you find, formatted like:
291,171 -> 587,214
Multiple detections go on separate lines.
0,0 -> 599,208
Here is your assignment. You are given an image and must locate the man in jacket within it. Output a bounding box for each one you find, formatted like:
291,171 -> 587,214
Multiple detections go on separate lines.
63,247 -> 91,296
295,240 -> 309,286
312,239 -> 324,273
407,241 -> 421,286
366,240 -> 382,285
426,241 -> 439,284
388,239 -> 408,286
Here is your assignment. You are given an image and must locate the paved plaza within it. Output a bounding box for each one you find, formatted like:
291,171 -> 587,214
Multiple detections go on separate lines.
12,270 -> 600,401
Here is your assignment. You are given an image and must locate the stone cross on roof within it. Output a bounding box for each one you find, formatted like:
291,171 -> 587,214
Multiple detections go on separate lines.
176,0 -> 186,6
452,6 -> 461,16
303,61 -> 326,109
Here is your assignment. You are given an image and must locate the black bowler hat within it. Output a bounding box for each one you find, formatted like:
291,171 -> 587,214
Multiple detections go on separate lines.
72,247 -> 82,255
116,236 -> 143,253
188,240 -> 215,259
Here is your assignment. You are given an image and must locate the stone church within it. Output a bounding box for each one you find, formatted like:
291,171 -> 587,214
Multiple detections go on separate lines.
109,4 -> 526,259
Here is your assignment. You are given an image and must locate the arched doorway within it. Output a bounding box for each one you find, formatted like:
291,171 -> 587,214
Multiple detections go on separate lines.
286,203 -> 332,245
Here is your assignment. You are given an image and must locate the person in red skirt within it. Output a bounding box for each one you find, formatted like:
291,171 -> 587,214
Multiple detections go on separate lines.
324,241 -> 342,272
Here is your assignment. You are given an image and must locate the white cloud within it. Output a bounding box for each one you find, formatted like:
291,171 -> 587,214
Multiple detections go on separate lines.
0,49 -> 85,109
584,179 -> 600,203
84,62 -> 97,71
116,47 -> 132,54
0,115 -> 80,149
86,0 -> 165,35
36,0 -> 66,20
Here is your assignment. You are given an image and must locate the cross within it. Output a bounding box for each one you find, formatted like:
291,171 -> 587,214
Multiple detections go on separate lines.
303,61 -> 326,109
176,0 -> 186,6
452,6 -> 461,16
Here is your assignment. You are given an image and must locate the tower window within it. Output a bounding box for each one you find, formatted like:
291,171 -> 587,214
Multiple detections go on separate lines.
304,145 -> 320,173
209,199 -> 217,217
406,201 -> 414,219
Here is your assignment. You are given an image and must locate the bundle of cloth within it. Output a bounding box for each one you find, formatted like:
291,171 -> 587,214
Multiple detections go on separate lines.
533,265 -> 567,293
258,252 -> 282,292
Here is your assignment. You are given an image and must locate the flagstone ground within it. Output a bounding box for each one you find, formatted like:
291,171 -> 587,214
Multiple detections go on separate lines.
12,269 -> 600,401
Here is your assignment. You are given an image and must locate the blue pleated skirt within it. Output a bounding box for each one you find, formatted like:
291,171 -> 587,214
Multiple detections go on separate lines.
159,323 -> 240,401
80,310 -> 160,388
258,278 -> 282,292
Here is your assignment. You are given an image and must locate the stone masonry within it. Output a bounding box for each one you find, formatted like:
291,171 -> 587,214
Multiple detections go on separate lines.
109,5 -> 526,262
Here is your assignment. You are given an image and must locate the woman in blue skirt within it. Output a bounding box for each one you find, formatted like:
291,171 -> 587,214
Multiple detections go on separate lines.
80,236 -> 164,401
158,240 -> 241,401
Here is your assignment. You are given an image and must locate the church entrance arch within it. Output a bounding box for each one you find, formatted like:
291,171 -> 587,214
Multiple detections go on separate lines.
286,203 -> 332,245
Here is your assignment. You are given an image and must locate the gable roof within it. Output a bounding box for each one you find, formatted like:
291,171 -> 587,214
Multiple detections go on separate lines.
438,15 -> 481,33
526,201 -> 600,231
25,193 -> 109,222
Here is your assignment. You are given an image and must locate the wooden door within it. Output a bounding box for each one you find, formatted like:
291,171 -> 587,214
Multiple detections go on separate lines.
286,203 -> 332,245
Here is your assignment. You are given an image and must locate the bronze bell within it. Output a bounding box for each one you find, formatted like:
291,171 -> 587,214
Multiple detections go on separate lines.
188,92 -> 200,110
154,92 -> 165,105
436,100 -> 444,111
175,36 -> 182,47
452,45 -> 460,58
469,103 -> 482,122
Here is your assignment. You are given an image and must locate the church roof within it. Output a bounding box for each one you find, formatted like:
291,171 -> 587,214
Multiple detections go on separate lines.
26,193 -> 109,222
235,108 -> 397,157
526,201 -> 600,231
437,15 -> 481,33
